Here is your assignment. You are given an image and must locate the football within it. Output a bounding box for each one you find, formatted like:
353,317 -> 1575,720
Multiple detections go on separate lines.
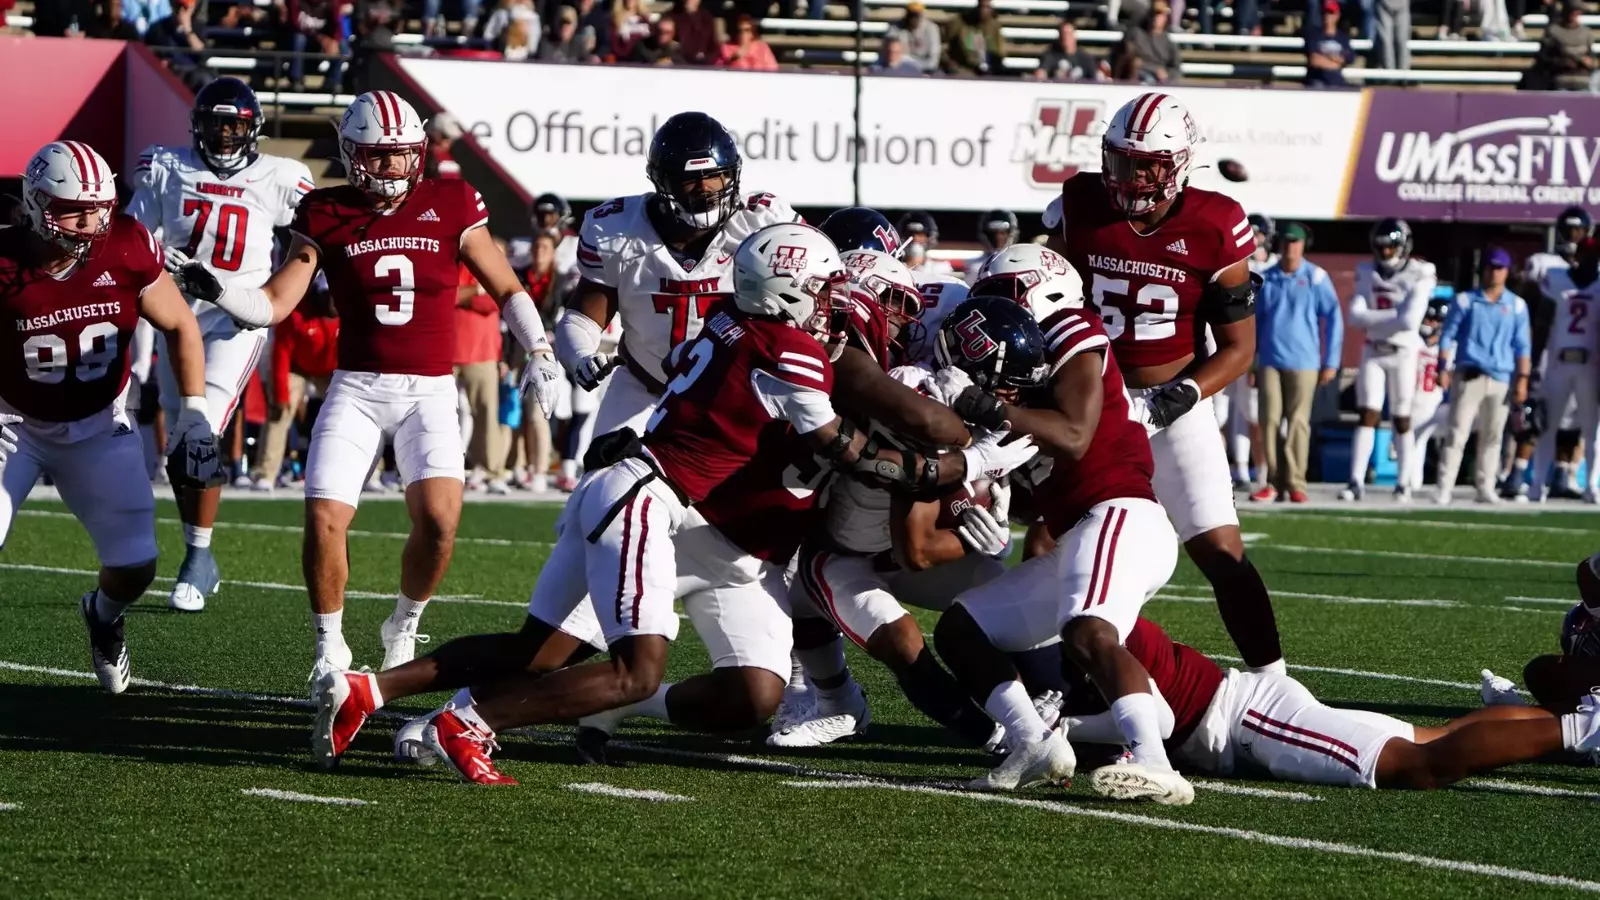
934,479 -> 993,530
1217,157 -> 1249,183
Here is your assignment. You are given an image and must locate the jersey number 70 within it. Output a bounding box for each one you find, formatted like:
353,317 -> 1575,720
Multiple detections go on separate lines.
182,199 -> 250,272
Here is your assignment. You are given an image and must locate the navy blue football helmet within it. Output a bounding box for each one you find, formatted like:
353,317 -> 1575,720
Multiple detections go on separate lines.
897,210 -> 939,247
1371,218 -> 1413,276
533,192 -> 572,231
977,209 -> 1018,252
1562,604 -> 1600,658
647,112 -> 742,230
1556,206 -> 1594,258
821,207 -> 902,257
1420,289 -> 1452,340
935,294 -> 1050,392
192,77 -> 262,175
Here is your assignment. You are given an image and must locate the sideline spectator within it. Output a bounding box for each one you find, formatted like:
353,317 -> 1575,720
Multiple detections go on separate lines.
871,34 -> 925,75
1524,2 -> 1597,91
1035,21 -> 1107,80
609,0 -> 653,60
718,15 -> 778,69
501,15 -> 536,57
631,14 -> 684,63
423,0 -> 481,36
1116,0 -> 1181,84
1434,248 -> 1532,504
350,0 -> 396,93
576,0 -> 613,57
539,5 -> 597,61
1251,223 -> 1343,504
669,0 -> 719,65
285,0 -> 348,93
944,0 -> 1004,75
254,284 -> 339,490
890,1 -> 943,73
1304,0 -> 1354,87
1371,0 -> 1411,71
484,0 -> 537,43
456,264 -> 510,495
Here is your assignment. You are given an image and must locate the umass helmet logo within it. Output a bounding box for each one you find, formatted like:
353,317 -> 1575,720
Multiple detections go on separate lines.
770,245 -> 808,273
954,310 -> 998,360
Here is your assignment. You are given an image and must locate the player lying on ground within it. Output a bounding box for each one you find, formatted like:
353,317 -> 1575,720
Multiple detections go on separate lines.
1062,616 -> 1599,787
1483,551 -> 1600,713
0,140 -> 216,693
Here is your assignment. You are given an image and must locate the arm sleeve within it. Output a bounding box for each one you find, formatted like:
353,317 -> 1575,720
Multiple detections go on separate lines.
126,218 -> 166,293
131,319 -> 155,384
459,182 -> 489,247
287,199 -> 321,252
750,369 -> 836,434
1040,309 -> 1110,375
576,208 -> 623,288
1213,200 -> 1255,278
1320,278 -> 1344,370
1041,194 -> 1063,232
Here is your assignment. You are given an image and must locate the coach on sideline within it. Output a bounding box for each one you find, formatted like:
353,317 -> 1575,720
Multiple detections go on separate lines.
1433,247 -> 1532,505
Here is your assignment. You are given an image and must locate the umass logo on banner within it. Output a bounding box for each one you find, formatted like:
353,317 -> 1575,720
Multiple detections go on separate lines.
1346,92 -> 1600,222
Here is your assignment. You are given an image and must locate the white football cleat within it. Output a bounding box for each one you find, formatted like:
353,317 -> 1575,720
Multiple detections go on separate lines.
968,730 -> 1075,791
394,714 -> 436,766
1479,669 -> 1528,707
1568,689 -> 1600,757
1033,690 -> 1065,731
771,683 -> 818,735
1338,482 -> 1363,502
79,591 -> 131,694
379,617 -> 429,671
767,689 -> 870,748
1090,760 -> 1195,806
307,646 -> 354,703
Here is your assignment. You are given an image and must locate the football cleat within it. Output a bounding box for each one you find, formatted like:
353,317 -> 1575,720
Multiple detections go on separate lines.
422,709 -> 517,785
1089,759 -> 1195,806
312,670 -> 378,769
307,647 -> 353,703
1570,688 -> 1600,763
1393,485 -> 1413,503
967,730 -> 1075,791
168,546 -> 220,613
379,617 -> 429,671
1338,482 -> 1364,502
1248,486 -> 1277,503
771,681 -> 818,735
394,714 -> 436,766
1033,689 -> 1065,731
79,591 -> 130,694
767,688 -> 871,748
1479,669 -> 1528,707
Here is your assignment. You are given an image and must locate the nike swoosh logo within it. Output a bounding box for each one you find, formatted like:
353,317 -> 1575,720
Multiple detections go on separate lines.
716,254 -> 732,265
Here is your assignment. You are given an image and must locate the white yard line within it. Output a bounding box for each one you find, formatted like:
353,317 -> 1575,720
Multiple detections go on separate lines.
0,802 -> 19,812
1256,544 -> 1572,568
1158,586 -> 1556,614
1240,511 -> 1595,536
563,782 -> 693,803
780,780 -> 1600,893
1208,655 -> 1488,692
1463,778 -> 1600,800
1187,780 -> 1322,802
16,509 -> 553,549
241,788 -> 371,806
1506,596 -> 1579,605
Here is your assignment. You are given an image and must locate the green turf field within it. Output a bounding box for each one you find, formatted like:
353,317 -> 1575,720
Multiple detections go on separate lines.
1,497 -> 1598,898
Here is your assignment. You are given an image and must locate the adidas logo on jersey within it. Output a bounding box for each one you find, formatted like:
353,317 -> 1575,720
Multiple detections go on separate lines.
418,208 -> 441,222
1165,239 -> 1188,256
93,272 -> 117,287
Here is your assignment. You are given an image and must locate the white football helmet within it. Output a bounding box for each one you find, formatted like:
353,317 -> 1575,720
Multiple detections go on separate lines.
733,223 -> 850,356
1102,92 -> 1201,216
338,91 -> 427,198
969,243 -> 1085,320
22,141 -> 117,259
843,248 -> 922,320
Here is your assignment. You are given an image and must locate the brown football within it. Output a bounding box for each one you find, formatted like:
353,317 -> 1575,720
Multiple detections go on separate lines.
935,479 -> 993,531
1218,158 -> 1249,183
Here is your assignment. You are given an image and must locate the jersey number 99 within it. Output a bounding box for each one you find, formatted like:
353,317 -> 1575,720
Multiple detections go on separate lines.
23,322 -> 120,385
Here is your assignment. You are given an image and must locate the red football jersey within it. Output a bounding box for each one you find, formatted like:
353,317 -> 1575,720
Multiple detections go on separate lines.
695,426 -> 828,564
1058,173 -> 1253,371
289,179 -> 488,377
1124,617 -> 1226,749
1033,308 -> 1156,537
845,291 -> 895,371
0,216 -> 162,423
644,304 -> 835,505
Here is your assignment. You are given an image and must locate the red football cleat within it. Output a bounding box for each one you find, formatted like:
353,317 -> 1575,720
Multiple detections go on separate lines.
423,709 -> 518,785
313,671 -> 377,769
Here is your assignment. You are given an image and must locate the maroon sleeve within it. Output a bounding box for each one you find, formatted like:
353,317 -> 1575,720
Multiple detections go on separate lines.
845,294 -> 893,370
766,327 -> 835,394
120,216 -> 165,292
1210,193 -> 1254,275
288,193 -> 323,249
458,179 -> 489,243
1039,308 -> 1110,374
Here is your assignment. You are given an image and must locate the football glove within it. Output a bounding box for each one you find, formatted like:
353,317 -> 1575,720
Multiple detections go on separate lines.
930,365 -> 975,406
961,429 -> 1036,482
986,478 -> 1012,528
572,353 -> 620,392
174,258 -> 224,306
953,385 -> 1008,431
165,398 -> 221,487
1146,378 -> 1201,430
0,412 -> 20,464
956,504 -> 1009,558
521,350 -> 563,419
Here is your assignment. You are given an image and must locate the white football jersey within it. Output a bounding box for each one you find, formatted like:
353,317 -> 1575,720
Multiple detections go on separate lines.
1348,258 -> 1438,349
1525,251 -> 1570,301
576,190 -> 800,381
906,277 -> 969,366
1545,281 -> 1600,364
909,258 -> 956,282
126,145 -> 313,312
1417,342 -> 1443,397
822,365 -> 937,554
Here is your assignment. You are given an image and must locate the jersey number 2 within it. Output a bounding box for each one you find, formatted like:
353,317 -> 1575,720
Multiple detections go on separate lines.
374,254 -> 415,326
182,199 -> 249,272
23,322 -> 119,384
644,336 -> 715,433
1092,275 -> 1179,343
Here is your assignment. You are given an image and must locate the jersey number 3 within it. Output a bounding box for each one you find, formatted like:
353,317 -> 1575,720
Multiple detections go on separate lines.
1091,275 -> 1179,343
182,199 -> 250,272
374,254 -> 415,326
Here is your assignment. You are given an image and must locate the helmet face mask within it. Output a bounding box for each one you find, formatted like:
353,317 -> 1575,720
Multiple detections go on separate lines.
344,143 -> 424,198
533,192 -> 572,232
338,92 -> 427,200
23,141 -> 118,263
1102,146 -> 1187,216
1556,206 -> 1593,258
1370,218 -> 1412,276
192,77 -> 263,175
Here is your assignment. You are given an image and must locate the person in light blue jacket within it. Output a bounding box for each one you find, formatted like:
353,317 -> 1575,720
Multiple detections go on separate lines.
1251,223 -> 1344,502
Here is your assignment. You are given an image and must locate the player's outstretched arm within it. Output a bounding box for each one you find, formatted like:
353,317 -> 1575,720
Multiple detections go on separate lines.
181,234 -> 320,328
139,272 -> 208,400
834,347 -> 972,448
807,414 -> 1034,492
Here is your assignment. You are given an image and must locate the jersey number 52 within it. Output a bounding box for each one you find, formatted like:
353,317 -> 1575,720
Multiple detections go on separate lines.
1091,274 -> 1178,342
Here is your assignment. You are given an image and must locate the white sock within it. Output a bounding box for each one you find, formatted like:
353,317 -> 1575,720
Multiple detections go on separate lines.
1249,659 -> 1288,676
1111,692 -> 1171,768
787,653 -> 807,691
92,589 -> 133,624
1512,458 -> 1530,486
313,610 -> 348,659
1350,426 -> 1376,486
184,525 -> 213,550
1560,710 -> 1585,751
560,459 -> 578,480
447,687 -> 493,732
390,593 -> 427,626
635,684 -> 673,722
984,680 -> 1049,744
797,639 -> 848,683
1231,433 -> 1251,482
1394,430 -> 1415,488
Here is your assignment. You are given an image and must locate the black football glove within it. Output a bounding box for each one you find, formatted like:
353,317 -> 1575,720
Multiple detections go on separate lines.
1146,378 -> 1201,430
175,259 -> 224,305
953,385 -> 1008,431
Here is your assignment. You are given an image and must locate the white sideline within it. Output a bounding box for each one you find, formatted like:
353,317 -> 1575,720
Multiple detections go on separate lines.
241,788 -> 371,806
1240,511 -> 1596,536
780,780 -> 1600,893
1506,596 -> 1579,606
1186,780 -> 1321,802
16,509 -> 554,550
564,782 -> 693,803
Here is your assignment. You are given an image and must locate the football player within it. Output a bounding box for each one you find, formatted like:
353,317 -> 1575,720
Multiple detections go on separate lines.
966,242 -> 1084,322
1342,219 -> 1438,503
897,210 -> 954,281
1527,238 -> 1600,503
820,206 -> 902,256
0,141 -> 216,692
556,113 -> 802,443
180,91 -> 563,684
1484,552 -> 1600,712
964,209 -> 1019,286
932,295 -> 1189,803
1044,92 -> 1284,674
308,224 -> 1036,782
1064,616 -> 1599,788
507,191 -> 580,299
1404,292 -> 1452,493
125,77 -> 316,613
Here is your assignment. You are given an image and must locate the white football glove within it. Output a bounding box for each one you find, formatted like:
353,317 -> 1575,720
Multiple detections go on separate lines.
521,350 -> 563,419
930,366 -> 975,406
956,504 -> 1010,558
961,429 -> 1037,482
162,246 -> 192,275
166,397 -> 220,485
0,413 -> 21,463
987,478 -> 1012,527
571,352 -> 619,392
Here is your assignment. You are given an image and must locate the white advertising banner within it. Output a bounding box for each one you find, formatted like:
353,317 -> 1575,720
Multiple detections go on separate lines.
400,58 -> 1364,217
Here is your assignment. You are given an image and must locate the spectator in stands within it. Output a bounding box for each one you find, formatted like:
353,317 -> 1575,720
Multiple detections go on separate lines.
1304,0 -> 1354,86
576,0 -> 614,57
669,0 -> 720,65
124,0 -> 211,89
944,0 -> 1004,75
1525,2 -> 1597,91
1116,0 -> 1181,83
425,113 -> 464,179
1251,223 -> 1343,504
456,264 -> 510,494
1371,0 -> 1411,71
351,0 -> 397,93
1437,0 -> 1470,39
1111,46 -> 1143,81
609,0 -> 653,59
485,0 -> 539,47
631,14 -> 684,63
1035,21 -> 1108,80
501,14 -> 537,57
285,0 -> 348,93
539,5 -> 597,61
31,0 -> 96,36
255,283 -> 339,491
717,14 -> 779,69
891,1 -> 943,73
423,0 -> 480,36
869,34 -> 924,74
